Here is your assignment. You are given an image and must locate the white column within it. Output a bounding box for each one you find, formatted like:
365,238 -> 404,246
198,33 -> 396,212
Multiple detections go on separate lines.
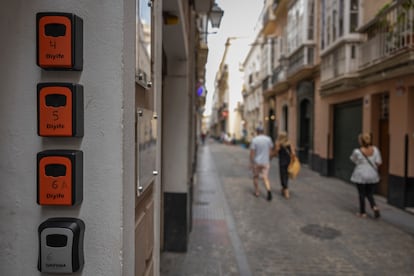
0,1 -> 135,275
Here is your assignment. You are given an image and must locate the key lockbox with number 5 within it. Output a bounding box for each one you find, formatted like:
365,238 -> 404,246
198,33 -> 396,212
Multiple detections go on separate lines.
37,83 -> 84,137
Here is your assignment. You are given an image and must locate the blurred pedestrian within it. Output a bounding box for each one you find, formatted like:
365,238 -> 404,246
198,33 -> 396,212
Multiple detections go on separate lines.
350,133 -> 382,218
274,132 -> 295,199
223,132 -> 232,145
250,127 -> 274,200
201,131 -> 206,145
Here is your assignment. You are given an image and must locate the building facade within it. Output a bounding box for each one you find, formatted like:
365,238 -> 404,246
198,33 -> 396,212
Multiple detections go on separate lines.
318,0 -> 414,208
259,0 -> 318,166
210,37 -> 247,141
241,35 -> 264,142
254,0 -> 413,210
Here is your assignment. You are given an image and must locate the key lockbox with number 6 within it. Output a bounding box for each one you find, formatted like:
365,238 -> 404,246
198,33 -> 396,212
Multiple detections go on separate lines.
37,150 -> 83,206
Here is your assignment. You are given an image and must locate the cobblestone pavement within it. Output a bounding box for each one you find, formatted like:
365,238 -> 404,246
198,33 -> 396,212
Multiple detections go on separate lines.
161,141 -> 414,276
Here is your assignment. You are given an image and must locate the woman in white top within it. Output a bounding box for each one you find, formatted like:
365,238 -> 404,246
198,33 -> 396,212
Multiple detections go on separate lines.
350,133 -> 382,218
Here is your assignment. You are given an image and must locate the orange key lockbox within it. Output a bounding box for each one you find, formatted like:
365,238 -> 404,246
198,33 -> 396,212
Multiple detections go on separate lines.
37,150 -> 83,206
37,83 -> 84,137
36,12 -> 83,70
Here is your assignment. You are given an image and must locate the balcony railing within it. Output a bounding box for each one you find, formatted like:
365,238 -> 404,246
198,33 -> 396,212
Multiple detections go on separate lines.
262,76 -> 270,91
359,2 -> 414,69
271,64 -> 287,86
261,0 -> 279,34
321,45 -> 347,82
287,45 -> 315,76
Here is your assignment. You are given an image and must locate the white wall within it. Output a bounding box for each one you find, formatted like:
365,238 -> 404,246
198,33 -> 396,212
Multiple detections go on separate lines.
162,67 -> 190,193
0,1 -> 135,275
153,0 -> 163,272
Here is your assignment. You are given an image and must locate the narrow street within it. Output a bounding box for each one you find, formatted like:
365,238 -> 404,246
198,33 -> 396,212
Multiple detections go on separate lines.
161,139 -> 414,275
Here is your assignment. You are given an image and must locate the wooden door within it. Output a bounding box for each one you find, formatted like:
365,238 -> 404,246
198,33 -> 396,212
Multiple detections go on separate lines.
377,119 -> 389,196
334,100 -> 362,182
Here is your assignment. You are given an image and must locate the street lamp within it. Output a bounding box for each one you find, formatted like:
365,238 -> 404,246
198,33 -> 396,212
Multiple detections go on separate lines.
209,3 -> 224,28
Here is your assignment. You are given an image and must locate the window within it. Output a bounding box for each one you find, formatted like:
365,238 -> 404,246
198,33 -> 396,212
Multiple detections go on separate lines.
271,38 -> 276,69
321,0 -> 325,49
282,105 -> 289,132
351,45 -> 356,59
350,0 -> 359,32
307,47 -> 314,65
333,10 -> 337,41
333,50 -> 339,76
381,93 -> 389,120
327,16 -> 331,45
308,0 -> 315,40
296,11 -> 301,48
136,0 -> 152,89
287,0 -> 305,54
339,0 -> 344,36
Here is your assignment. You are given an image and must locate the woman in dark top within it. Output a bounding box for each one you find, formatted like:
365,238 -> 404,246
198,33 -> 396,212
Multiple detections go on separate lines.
274,132 -> 295,199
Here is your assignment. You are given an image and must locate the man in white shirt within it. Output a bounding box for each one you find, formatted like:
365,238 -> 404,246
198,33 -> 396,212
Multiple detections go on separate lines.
250,127 -> 274,201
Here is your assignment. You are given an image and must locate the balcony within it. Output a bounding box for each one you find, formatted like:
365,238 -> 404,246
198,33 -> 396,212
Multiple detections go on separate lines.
262,76 -> 271,92
319,41 -> 362,96
287,45 -> 316,82
272,66 -> 287,83
196,41 -> 209,81
320,42 -> 360,81
269,63 -> 288,93
216,65 -> 229,92
261,0 -> 279,35
358,2 -> 414,82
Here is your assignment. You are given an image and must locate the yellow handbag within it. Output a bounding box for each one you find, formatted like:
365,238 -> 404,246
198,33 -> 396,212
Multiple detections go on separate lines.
288,155 -> 301,179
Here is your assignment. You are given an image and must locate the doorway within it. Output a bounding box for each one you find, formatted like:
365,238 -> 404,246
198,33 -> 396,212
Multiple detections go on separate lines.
333,100 -> 362,182
299,99 -> 311,164
282,105 -> 289,132
377,93 -> 390,196
296,81 -> 314,165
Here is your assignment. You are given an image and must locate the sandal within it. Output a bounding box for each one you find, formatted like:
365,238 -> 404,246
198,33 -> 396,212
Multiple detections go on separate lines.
356,212 -> 367,218
373,208 -> 381,218
281,188 -> 290,199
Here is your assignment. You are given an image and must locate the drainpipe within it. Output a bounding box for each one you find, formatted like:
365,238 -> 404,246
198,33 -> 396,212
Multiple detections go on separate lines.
404,134 -> 409,207
326,133 -> 330,176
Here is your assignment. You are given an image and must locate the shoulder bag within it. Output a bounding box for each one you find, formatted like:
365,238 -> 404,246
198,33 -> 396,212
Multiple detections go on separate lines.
286,146 -> 301,179
359,149 -> 380,179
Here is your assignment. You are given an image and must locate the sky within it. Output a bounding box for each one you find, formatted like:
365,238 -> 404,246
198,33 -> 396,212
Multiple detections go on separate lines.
204,0 -> 264,116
